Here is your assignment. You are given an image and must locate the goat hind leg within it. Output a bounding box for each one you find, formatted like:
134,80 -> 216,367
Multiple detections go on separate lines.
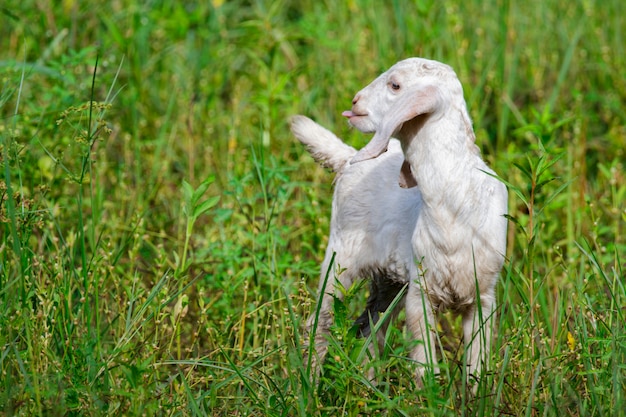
304,257 -> 357,373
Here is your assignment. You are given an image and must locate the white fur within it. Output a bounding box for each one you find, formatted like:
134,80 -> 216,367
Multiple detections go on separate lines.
292,57 -> 507,387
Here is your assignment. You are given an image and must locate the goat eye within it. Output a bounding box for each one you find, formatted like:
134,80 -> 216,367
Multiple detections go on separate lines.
390,81 -> 401,91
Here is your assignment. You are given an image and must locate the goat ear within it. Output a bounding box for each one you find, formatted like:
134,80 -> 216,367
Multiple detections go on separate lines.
351,84 -> 441,163
399,159 -> 417,188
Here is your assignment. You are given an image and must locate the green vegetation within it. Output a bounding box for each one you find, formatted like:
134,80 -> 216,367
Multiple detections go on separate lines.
1,0 -> 624,415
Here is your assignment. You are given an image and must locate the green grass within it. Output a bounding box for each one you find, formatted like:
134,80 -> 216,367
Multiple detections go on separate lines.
1,0 -> 624,415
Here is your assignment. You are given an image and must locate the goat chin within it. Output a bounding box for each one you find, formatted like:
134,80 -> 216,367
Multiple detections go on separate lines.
292,57 -> 508,389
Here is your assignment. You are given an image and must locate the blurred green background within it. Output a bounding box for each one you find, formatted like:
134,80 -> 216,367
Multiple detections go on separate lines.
1,1 -> 624,415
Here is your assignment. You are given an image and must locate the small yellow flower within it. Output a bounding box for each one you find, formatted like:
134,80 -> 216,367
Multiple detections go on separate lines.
567,331 -> 576,352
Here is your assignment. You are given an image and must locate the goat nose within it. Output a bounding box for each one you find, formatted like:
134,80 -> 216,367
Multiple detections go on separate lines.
352,94 -> 361,105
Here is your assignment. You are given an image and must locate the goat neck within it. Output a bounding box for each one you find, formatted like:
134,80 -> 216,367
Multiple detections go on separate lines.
396,107 -> 483,202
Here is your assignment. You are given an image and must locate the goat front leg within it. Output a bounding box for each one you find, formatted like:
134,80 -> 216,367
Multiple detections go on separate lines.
405,280 -> 438,386
462,291 -> 496,385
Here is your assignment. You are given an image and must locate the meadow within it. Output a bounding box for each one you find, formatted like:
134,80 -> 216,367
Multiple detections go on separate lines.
0,0 -> 624,415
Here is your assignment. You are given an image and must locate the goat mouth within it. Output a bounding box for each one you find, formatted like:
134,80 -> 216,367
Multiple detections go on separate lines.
342,110 -> 368,118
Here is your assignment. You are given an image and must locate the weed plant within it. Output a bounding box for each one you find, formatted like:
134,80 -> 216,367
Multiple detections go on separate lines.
0,0 -> 624,415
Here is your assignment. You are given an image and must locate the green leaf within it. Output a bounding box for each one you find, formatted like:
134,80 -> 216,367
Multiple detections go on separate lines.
193,195 -> 220,219
536,176 -> 559,192
536,178 -> 574,216
182,180 -> 194,205
332,295 -> 348,328
513,161 -> 532,181
537,152 -> 565,178
504,214 -> 526,235
191,175 -> 216,206
483,170 -> 529,207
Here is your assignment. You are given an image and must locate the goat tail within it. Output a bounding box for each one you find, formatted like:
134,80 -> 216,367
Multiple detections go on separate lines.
290,115 -> 356,173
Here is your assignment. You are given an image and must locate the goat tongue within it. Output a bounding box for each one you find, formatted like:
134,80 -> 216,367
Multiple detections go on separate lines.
342,110 -> 355,118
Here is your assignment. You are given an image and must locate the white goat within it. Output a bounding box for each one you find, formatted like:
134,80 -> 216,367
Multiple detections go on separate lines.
293,57 -> 508,386
291,115 -> 420,372
347,57 -> 508,383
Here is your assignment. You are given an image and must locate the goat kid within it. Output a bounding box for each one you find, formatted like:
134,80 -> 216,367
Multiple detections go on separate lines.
346,57 -> 508,384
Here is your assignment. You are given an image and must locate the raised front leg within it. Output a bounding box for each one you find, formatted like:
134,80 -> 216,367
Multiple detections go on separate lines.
405,280 -> 438,386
